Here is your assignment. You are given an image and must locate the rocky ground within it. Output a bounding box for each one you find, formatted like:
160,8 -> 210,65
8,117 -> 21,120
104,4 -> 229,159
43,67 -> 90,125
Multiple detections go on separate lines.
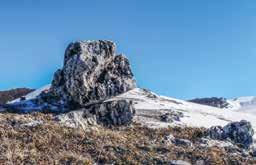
0,112 -> 255,164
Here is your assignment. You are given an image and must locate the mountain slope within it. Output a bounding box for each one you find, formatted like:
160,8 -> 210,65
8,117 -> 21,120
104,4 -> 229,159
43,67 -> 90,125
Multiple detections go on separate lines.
0,88 -> 34,104
12,86 -> 256,139
112,89 -> 256,135
8,85 -> 50,104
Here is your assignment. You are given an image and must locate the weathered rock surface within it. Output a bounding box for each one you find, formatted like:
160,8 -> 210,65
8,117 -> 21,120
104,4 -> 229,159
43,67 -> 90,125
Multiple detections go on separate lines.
50,40 -> 136,109
207,120 -> 254,149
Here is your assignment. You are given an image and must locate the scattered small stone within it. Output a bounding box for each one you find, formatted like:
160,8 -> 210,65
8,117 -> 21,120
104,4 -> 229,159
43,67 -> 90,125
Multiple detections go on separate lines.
170,160 -> 191,165
160,111 -> 183,123
163,134 -> 193,147
21,120 -> 43,127
173,138 -> 193,147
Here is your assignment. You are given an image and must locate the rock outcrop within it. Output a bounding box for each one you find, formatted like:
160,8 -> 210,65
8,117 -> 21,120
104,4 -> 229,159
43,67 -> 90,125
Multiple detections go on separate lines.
50,40 -> 136,110
5,40 -> 137,127
189,97 -> 230,108
207,120 -> 254,149
45,40 -> 136,126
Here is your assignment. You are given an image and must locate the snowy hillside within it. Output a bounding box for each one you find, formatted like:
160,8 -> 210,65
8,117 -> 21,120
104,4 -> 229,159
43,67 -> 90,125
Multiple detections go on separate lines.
9,85 -> 256,139
112,88 -> 256,136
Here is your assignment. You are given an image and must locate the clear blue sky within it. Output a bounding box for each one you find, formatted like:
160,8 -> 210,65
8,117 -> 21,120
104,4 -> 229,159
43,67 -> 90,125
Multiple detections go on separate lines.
0,0 -> 256,99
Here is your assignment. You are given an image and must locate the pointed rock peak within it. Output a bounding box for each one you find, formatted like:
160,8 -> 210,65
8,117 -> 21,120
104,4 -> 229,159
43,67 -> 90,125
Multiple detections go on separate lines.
50,40 -> 136,109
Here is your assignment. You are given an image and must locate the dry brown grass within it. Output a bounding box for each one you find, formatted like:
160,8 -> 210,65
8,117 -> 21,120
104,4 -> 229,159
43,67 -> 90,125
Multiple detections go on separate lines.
0,112 -> 254,164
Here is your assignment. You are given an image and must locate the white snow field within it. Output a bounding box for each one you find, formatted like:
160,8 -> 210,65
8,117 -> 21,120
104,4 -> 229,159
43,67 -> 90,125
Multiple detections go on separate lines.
9,85 -> 256,138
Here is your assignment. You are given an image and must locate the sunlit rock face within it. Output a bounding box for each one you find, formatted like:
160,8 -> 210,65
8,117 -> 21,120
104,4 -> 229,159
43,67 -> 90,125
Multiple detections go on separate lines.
50,40 -> 136,108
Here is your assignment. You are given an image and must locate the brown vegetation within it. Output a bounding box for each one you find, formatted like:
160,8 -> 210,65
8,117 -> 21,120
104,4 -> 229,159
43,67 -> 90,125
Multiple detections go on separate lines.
0,112 -> 254,164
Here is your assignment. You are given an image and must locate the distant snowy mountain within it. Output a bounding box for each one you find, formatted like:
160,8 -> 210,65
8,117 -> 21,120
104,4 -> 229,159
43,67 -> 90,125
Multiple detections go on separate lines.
189,97 -> 230,108
227,96 -> 256,114
189,96 -> 256,115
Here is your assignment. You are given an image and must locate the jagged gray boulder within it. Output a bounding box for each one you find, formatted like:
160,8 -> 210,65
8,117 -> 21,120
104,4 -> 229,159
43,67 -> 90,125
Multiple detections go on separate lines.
50,40 -> 136,109
207,120 -> 254,149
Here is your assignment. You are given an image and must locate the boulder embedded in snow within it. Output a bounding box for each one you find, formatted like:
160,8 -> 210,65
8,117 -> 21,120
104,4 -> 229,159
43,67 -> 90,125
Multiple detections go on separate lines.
207,120 -> 254,149
50,40 -> 136,109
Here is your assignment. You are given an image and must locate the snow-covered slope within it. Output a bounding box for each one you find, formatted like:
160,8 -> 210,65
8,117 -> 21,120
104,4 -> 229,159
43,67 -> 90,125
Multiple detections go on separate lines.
109,88 -> 256,139
9,86 -> 256,139
8,84 -> 51,103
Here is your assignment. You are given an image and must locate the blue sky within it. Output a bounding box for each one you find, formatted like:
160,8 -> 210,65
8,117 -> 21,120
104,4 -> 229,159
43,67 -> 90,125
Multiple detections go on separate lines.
0,0 -> 256,99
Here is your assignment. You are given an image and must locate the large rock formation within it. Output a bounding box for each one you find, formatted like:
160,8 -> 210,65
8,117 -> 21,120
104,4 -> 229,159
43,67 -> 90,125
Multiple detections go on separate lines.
50,40 -> 136,109
5,40 -> 136,126
46,40 -> 137,126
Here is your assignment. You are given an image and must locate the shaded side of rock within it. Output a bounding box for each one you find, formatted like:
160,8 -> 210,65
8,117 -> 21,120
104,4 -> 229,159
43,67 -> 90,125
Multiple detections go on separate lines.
87,99 -> 135,126
56,99 -> 135,128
